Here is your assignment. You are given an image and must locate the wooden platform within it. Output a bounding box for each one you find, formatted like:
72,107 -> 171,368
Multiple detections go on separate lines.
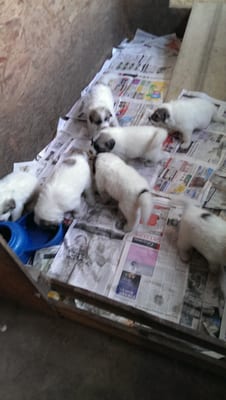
1,2 -> 226,376
166,2 -> 226,101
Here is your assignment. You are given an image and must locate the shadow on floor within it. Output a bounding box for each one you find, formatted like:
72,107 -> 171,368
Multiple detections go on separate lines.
0,299 -> 225,400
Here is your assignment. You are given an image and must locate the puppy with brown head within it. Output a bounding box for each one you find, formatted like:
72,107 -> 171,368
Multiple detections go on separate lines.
176,199 -> 226,311
149,98 -> 226,149
86,83 -> 119,139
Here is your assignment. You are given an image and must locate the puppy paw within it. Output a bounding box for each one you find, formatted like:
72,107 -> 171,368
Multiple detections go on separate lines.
123,223 -> 133,232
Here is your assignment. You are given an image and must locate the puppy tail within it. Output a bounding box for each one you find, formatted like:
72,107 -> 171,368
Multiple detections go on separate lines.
150,128 -> 168,149
137,190 -> 153,224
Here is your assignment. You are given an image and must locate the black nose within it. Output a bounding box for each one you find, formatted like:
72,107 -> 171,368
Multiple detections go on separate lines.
150,113 -> 158,122
93,142 -> 100,153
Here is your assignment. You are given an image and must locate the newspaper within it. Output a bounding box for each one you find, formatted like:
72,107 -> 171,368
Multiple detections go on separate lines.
65,30 -> 180,127
32,245 -> 61,274
108,199 -> 226,340
46,194 -> 226,341
108,201 -> 188,324
11,29 -> 226,344
48,221 -> 124,296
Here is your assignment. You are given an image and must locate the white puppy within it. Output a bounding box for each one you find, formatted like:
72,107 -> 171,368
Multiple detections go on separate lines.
86,83 -> 119,139
149,98 -> 225,149
34,149 -> 94,228
95,153 -> 153,231
177,201 -> 226,274
0,171 -> 39,221
177,201 -> 226,311
93,125 -> 168,163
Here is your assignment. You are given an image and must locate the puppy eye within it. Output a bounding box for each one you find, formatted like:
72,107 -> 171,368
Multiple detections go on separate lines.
153,113 -> 160,121
95,119 -> 102,125
104,113 -> 112,122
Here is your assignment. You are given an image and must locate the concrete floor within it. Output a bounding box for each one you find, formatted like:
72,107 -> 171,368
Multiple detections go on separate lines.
0,299 -> 226,400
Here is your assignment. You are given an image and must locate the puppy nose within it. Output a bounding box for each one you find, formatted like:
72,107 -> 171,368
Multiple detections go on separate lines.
150,114 -> 156,121
93,142 -> 100,153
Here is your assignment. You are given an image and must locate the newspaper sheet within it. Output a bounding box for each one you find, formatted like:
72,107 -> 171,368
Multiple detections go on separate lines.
108,201 -> 188,324
65,30 -> 180,127
48,221 -> 124,297
12,29 -> 226,343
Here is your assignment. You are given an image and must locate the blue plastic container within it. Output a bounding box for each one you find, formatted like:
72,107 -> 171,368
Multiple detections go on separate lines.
0,213 -> 65,264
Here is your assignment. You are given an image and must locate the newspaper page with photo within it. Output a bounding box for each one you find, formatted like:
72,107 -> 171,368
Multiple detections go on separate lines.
47,220 -> 124,297
108,198 -> 226,339
13,29 -> 226,344
108,199 -> 188,324
64,30 -> 180,127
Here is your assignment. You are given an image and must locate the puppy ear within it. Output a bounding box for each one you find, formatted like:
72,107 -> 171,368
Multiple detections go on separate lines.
106,139 -> 115,151
89,110 -> 102,125
3,199 -> 16,213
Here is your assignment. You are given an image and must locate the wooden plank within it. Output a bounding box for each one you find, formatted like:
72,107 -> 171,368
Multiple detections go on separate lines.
50,279 -> 226,357
53,301 -> 226,377
166,3 -> 226,101
0,237 -> 55,315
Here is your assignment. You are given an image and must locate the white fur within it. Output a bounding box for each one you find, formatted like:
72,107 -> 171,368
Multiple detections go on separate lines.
93,125 -> 168,163
0,171 -> 39,221
177,201 -> 226,312
34,151 -> 94,226
86,83 -> 119,138
150,98 -> 225,149
95,153 -> 153,231
177,201 -> 226,274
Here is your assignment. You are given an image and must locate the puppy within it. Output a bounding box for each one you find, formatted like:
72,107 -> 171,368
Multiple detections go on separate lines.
93,125 -> 168,163
34,149 -> 94,228
149,98 -> 226,149
94,153 -> 153,231
86,83 -> 119,139
177,201 -> 226,274
177,201 -> 226,311
0,171 -> 39,221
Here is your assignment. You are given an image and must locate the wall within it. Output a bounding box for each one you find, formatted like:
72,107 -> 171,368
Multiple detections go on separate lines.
0,0 -> 189,176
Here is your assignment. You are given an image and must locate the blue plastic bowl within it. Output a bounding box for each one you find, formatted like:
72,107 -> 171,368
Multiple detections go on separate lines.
0,213 -> 65,264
